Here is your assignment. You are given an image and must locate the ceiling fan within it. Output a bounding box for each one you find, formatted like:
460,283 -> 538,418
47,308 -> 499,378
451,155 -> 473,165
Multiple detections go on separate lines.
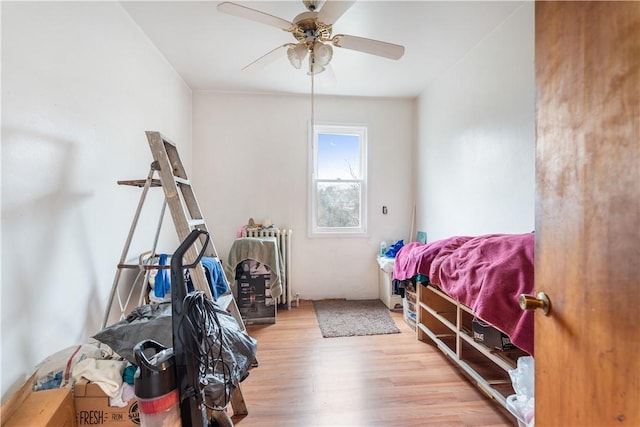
217,0 -> 405,75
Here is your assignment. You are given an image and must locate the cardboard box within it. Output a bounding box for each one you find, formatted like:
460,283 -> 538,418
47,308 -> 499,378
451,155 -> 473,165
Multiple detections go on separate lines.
236,275 -> 277,325
3,387 -> 76,427
73,379 -> 139,426
472,317 -> 516,351
235,259 -> 271,280
234,260 -> 276,325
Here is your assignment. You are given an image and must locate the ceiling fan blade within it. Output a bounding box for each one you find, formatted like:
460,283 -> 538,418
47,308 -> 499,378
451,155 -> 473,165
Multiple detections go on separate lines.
332,34 -> 405,60
316,0 -> 356,25
242,44 -> 292,72
217,2 -> 292,30
319,62 -> 337,87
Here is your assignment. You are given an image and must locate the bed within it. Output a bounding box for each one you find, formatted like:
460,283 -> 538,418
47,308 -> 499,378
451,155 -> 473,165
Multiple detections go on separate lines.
393,233 -> 536,419
393,233 -> 535,355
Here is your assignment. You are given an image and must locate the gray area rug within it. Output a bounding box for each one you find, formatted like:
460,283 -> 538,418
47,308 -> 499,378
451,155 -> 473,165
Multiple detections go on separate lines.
313,299 -> 401,338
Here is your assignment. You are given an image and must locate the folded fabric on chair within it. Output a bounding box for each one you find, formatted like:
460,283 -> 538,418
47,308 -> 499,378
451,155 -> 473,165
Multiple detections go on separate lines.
224,237 -> 283,299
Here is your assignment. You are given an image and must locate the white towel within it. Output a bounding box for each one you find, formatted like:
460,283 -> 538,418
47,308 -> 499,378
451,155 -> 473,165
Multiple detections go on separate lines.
72,357 -> 127,397
110,383 -> 136,407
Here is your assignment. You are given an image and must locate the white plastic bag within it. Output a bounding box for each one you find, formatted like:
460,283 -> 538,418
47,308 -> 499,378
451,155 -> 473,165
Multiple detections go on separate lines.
509,355 -> 535,426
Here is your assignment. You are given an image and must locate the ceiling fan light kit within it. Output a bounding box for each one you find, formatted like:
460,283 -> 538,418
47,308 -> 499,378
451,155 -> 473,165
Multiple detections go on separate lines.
217,0 -> 405,75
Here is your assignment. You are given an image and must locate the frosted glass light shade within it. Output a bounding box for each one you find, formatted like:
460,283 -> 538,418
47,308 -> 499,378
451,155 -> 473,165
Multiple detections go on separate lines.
287,43 -> 308,69
314,43 -> 333,66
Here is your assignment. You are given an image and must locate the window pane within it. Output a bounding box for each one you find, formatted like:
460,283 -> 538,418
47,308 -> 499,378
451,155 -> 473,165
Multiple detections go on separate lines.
317,133 -> 360,180
316,181 -> 361,228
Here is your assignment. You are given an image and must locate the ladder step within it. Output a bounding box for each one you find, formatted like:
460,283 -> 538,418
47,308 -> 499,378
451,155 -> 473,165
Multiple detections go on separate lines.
118,263 -> 170,270
188,219 -> 206,227
118,179 -> 162,187
174,176 -> 191,185
117,263 -> 140,269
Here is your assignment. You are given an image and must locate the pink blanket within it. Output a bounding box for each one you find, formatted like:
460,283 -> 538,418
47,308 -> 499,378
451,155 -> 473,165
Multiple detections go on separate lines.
394,233 -> 535,355
393,236 -> 472,280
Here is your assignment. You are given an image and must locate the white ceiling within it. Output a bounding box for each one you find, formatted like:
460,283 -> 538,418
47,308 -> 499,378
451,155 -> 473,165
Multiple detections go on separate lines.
121,1 -> 525,98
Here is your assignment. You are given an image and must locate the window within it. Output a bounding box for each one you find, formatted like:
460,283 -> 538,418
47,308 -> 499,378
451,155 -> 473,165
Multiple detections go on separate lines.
309,123 -> 368,236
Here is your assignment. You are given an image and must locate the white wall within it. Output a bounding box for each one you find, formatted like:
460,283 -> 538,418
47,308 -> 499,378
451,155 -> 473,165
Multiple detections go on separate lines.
192,92 -> 414,300
415,2 -> 535,242
1,1 -> 192,400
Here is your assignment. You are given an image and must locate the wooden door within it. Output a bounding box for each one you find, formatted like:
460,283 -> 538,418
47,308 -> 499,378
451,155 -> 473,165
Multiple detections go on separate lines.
535,2 -> 639,425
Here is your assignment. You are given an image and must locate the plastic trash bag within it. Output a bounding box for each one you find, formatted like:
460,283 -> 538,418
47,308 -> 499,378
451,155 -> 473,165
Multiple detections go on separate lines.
509,355 -> 535,426
93,301 -> 257,408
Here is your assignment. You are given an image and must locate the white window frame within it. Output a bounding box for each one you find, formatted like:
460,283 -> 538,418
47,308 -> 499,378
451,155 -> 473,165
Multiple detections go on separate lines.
308,122 -> 368,237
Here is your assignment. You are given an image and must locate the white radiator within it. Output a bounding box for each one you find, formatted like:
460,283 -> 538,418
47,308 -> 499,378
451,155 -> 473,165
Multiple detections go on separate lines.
242,228 -> 294,309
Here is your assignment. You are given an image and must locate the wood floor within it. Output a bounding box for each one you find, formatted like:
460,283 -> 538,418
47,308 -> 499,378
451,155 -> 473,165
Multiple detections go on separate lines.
230,300 -> 516,427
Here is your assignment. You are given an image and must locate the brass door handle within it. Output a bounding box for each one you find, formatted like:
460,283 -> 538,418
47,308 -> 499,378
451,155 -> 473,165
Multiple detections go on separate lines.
519,292 -> 551,316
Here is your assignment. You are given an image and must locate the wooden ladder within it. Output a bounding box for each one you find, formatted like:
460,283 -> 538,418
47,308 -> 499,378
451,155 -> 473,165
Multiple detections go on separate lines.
102,131 -> 248,416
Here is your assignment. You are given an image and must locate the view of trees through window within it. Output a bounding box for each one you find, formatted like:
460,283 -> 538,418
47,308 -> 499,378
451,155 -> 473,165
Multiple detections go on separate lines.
312,126 -> 367,234
317,181 -> 361,227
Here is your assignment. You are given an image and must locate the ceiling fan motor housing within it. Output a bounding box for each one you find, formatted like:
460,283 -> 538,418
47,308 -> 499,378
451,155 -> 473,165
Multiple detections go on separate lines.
291,11 -> 333,47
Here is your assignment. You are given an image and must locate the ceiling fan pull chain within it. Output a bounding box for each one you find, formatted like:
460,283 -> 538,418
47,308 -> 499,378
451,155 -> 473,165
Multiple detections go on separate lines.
310,63 -> 315,131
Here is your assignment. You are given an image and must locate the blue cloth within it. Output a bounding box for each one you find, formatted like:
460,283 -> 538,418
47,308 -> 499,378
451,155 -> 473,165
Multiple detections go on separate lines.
201,257 -> 228,300
123,365 -> 137,385
154,253 -> 171,298
385,240 -> 405,258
